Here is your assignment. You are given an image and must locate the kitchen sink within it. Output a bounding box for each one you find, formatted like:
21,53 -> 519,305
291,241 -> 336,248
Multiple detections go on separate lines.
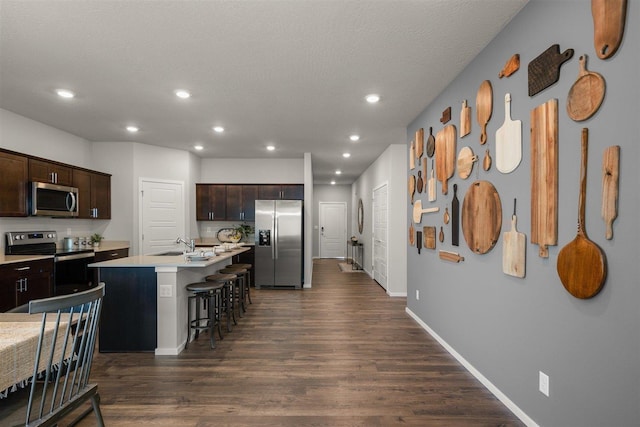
153,251 -> 185,256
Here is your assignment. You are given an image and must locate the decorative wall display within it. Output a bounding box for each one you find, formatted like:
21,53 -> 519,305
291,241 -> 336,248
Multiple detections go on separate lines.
557,128 -> 607,299
461,181 -> 502,254
483,149 -> 492,171
440,106 -> 451,124
416,170 -> 424,193
592,0 -> 627,59
435,124 -> 456,194
409,223 -> 415,246
498,53 -> 520,78
530,98 -> 559,258
602,145 -> 620,240
439,226 -> 445,243
502,199 -> 526,278
426,127 -> 435,158
452,184 -> 460,247
496,93 -> 523,173
443,207 -> 450,224
460,100 -> 471,137
457,147 -> 478,179
422,158 -> 428,193
410,140 -> 416,169
408,174 -> 416,204
567,55 -> 605,122
412,200 -> 439,224
416,231 -> 422,254
439,250 -> 464,263
476,80 -> 493,145
415,128 -> 424,159
428,159 -> 436,202
424,226 -> 436,249
528,44 -> 574,96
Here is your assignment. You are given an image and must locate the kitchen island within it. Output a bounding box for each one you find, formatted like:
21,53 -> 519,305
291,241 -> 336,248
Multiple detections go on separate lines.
90,246 -> 249,356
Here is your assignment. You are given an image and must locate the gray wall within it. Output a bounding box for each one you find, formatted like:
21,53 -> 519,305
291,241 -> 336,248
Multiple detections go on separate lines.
406,1 -> 639,426
312,184 -> 352,258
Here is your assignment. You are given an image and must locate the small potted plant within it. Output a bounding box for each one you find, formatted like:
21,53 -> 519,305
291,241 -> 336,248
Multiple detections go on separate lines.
233,223 -> 254,242
90,233 -> 103,247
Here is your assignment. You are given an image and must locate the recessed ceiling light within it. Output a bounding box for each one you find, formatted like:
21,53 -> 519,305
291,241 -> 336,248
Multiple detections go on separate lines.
331,180 -> 336,185
194,144 -> 204,151
335,170 -> 342,175
175,90 -> 191,99
266,145 -> 275,151
56,89 -> 75,99
350,135 -> 360,142
365,94 -> 380,103
126,125 -> 139,133
342,152 -> 351,158
213,126 -> 225,133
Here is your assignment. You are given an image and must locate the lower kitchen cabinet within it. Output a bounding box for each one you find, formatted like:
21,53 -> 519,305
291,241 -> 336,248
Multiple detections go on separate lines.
234,245 -> 255,286
0,258 -> 54,312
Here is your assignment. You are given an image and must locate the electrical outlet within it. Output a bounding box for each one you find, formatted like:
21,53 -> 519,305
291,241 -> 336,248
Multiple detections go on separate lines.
206,227 -> 211,233
416,290 -> 420,300
539,371 -> 549,397
159,285 -> 172,298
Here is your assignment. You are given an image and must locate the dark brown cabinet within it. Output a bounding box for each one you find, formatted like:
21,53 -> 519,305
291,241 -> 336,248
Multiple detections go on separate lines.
226,185 -> 258,221
0,258 -> 54,312
0,151 -> 29,217
94,248 -> 129,263
196,184 -> 227,221
73,169 -> 111,219
258,184 -> 304,200
29,158 -> 73,186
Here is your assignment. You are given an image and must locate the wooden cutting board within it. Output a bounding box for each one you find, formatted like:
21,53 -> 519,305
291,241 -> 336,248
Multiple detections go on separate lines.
457,147 -> 477,179
476,80 -> 493,145
435,124 -> 456,195
416,171 -> 424,194
462,180 -> 502,255
528,44 -> 574,97
451,184 -> 460,246
426,127 -> 435,158
530,99 -> 558,258
422,158 -> 428,193
408,175 -> 416,204
557,129 -> 607,299
409,140 -> 415,170
424,226 -> 436,249
502,199 -> 526,278
428,159 -> 436,202
602,145 -> 620,240
439,250 -> 464,263
567,55 -> 605,122
592,0 -> 627,59
460,100 -> 471,137
413,200 -> 439,224
499,53 -> 520,79
496,93 -> 522,173
409,223 -> 415,246
415,128 -> 424,159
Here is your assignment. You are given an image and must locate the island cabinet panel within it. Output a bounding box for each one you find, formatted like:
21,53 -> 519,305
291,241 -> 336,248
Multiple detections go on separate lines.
0,151 -> 29,217
0,258 -> 53,312
28,158 -> 73,186
98,267 -> 157,352
196,184 -> 226,221
73,169 -> 111,219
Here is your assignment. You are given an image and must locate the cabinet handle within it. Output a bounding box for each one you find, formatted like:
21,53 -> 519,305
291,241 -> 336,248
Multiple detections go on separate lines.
110,252 -> 119,257
14,266 -> 31,271
54,172 -> 58,183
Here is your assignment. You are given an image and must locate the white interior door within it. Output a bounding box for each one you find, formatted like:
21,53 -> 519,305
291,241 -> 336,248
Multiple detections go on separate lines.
140,179 -> 185,255
372,184 -> 388,289
319,202 -> 347,258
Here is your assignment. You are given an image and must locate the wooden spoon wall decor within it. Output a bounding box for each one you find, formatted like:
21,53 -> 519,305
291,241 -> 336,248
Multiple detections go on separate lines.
476,80 -> 493,145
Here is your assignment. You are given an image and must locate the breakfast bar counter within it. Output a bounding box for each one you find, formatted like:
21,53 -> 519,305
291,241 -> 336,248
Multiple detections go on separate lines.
90,246 -> 249,356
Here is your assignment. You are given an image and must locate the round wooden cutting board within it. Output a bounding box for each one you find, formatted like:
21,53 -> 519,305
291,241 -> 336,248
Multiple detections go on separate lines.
462,180 -> 502,254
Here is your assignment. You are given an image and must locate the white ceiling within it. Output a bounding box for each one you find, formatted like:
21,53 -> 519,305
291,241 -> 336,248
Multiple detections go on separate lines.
0,0 -> 527,184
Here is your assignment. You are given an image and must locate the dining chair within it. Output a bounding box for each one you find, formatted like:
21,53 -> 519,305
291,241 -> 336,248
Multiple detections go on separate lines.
0,284 -> 106,427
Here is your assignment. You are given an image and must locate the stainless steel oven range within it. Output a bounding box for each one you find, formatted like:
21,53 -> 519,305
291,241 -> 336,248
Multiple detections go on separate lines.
5,231 -> 96,295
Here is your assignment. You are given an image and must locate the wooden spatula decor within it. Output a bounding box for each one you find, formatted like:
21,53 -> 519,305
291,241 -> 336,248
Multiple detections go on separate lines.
592,0 -> 627,59
496,93 -> 522,173
476,80 -> 493,145
460,100 -> 471,138
413,200 -> 439,224
602,145 -> 620,240
499,53 -> 520,78
502,199 -> 526,278
428,159 -> 436,202
557,129 -> 607,299
567,55 -> 605,122
408,175 -> 416,204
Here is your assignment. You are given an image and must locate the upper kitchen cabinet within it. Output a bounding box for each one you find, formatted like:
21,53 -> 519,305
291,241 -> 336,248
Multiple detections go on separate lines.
196,184 -> 226,221
0,150 -> 29,217
29,158 -> 73,186
73,169 -> 112,219
226,185 -> 258,221
258,184 -> 304,200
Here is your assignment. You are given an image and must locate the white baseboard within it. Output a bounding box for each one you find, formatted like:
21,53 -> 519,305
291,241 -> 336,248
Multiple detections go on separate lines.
405,307 -> 538,427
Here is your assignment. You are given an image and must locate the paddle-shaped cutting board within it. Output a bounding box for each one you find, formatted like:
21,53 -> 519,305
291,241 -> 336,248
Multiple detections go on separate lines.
409,140 -> 415,170
460,100 -> 471,138
592,0 -> 627,59
476,81 -> 493,145
462,181 -> 502,254
428,159 -> 436,202
601,145 -> 620,240
415,128 -> 424,160
503,199 -> 526,278
435,124 -> 456,195
413,200 -> 439,224
567,55 -> 605,122
530,99 -> 558,258
528,44 -> 574,97
496,93 -> 522,174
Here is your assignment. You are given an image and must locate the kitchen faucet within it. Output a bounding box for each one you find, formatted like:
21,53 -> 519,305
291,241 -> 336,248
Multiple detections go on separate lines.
176,237 -> 195,253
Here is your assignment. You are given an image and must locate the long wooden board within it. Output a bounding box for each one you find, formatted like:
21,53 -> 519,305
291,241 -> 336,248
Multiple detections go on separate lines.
530,99 -> 558,258
602,145 -> 620,240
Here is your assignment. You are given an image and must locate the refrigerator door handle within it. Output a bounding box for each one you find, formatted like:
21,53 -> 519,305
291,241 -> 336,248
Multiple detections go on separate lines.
273,212 -> 278,260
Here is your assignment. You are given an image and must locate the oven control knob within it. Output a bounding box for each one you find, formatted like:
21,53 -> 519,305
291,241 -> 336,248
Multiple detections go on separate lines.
21,234 -> 26,240
47,233 -> 55,238
14,235 -> 21,240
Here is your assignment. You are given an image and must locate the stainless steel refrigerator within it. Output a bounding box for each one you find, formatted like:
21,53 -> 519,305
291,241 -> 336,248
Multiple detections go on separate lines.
254,200 -> 303,289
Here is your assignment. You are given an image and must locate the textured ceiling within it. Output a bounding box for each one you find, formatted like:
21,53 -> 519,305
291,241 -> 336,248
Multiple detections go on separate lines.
0,0 -> 527,184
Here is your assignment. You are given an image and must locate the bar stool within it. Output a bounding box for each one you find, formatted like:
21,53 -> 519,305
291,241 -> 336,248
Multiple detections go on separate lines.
204,273 -> 237,331
226,263 -> 253,305
218,268 -> 246,317
185,281 -> 225,349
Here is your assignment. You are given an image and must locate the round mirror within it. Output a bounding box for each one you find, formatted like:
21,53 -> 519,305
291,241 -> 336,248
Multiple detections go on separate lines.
357,198 -> 364,233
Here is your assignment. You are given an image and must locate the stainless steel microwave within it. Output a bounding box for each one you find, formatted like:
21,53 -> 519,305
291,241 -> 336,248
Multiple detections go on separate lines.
30,182 -> 79,217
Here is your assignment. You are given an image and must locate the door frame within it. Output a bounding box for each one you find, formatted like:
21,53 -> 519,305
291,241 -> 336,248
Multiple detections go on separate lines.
372,182 -> 389,289
318,201 -> 347,258
138,178 -> 186,256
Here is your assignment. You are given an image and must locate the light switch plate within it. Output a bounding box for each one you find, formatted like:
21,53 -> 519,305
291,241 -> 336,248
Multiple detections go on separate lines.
159,284 -> 172,298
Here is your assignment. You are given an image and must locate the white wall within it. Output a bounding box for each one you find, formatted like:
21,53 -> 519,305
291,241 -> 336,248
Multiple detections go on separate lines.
200,158 -> 304,183
352,144 -> 407,296
312,184 -> 352,258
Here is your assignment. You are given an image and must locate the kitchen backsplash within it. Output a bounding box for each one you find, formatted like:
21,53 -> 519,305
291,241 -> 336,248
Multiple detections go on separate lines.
196,220 -> 255,244
0,217 -> 107,252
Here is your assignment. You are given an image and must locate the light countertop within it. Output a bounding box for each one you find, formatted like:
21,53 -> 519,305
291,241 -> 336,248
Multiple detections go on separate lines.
94,240 -> 130,252
0,240 -> 130,267
88,246 -> 249,269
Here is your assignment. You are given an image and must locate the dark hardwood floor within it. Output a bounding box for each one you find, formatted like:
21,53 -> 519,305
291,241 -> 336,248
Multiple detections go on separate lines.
68,258 -> 524,426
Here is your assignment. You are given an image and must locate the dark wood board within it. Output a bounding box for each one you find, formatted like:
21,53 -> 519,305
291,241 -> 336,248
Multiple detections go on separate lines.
528,44 -> 574,97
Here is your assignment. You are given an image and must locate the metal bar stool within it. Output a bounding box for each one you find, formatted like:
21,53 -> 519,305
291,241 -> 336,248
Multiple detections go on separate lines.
226,263 -> 253,306
185,281 -> 225,349
205,273 -> 237,331
218,268 -> 246,317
